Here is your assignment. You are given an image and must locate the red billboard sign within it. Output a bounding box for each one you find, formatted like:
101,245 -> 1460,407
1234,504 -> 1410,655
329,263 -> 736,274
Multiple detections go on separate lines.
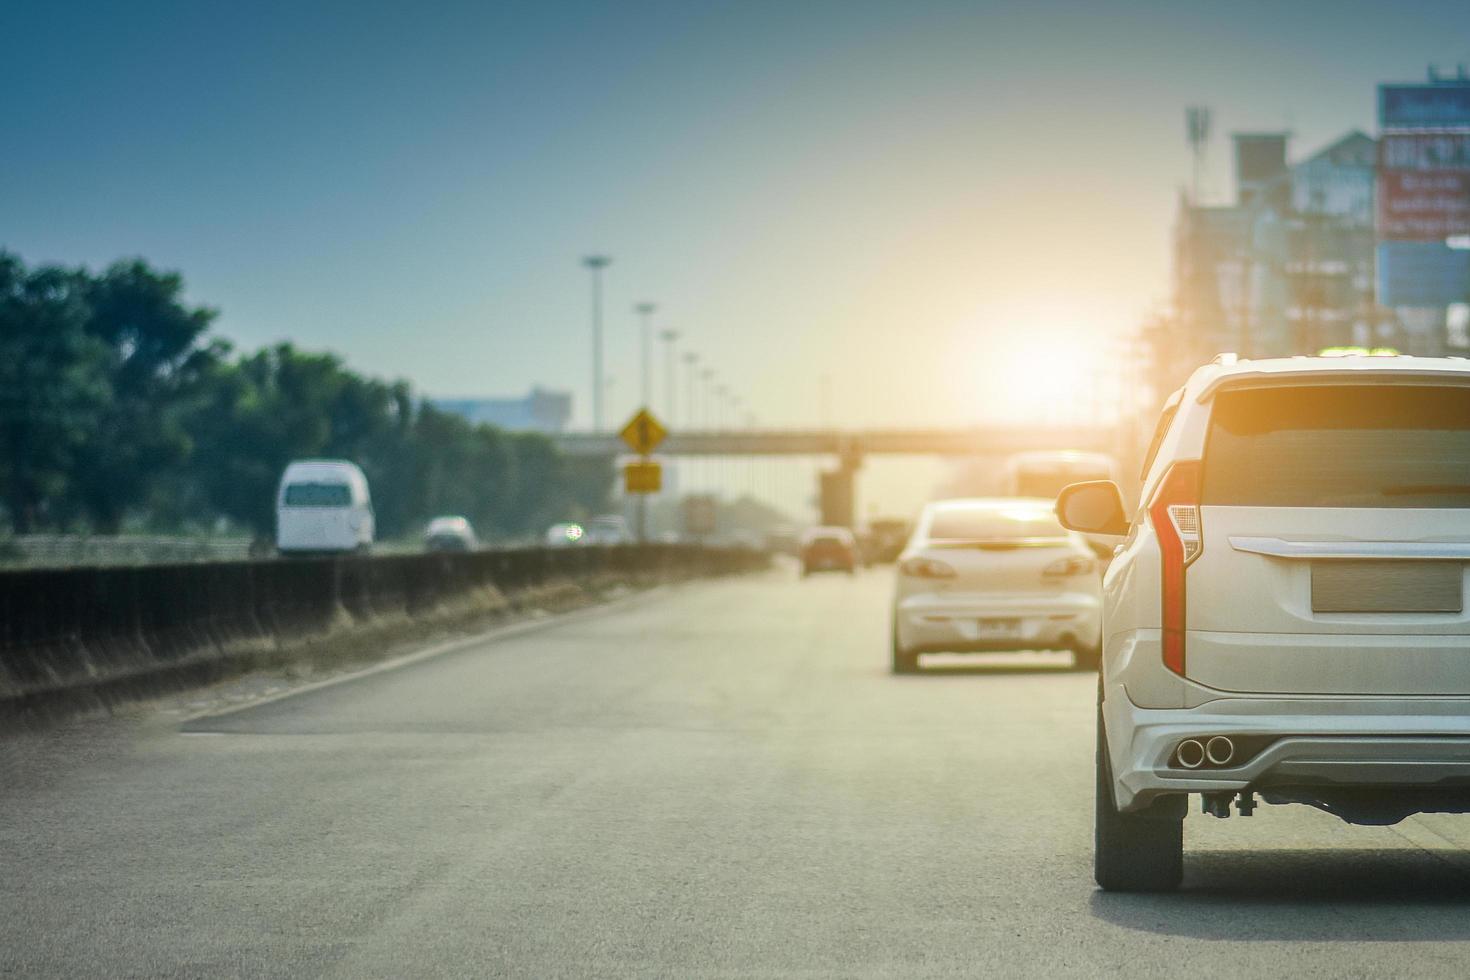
1378,171 -> 1470,240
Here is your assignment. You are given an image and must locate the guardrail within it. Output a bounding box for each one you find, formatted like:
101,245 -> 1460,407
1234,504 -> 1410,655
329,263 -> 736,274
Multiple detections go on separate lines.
0,543 -> 768,725
0,534 -> 256,569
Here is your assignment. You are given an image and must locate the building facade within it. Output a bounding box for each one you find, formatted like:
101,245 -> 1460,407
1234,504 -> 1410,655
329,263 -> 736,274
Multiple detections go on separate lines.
433,387 -> 573,434
1166,129 -> 1385,381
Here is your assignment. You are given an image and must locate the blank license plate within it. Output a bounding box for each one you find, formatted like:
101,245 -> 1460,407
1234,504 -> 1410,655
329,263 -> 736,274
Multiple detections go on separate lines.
977,618 -> 1021,637
1311,561 -> 1462,613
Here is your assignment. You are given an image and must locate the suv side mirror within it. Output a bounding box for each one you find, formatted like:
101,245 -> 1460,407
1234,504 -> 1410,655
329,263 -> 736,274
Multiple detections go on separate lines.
1056,481 -> 1128,537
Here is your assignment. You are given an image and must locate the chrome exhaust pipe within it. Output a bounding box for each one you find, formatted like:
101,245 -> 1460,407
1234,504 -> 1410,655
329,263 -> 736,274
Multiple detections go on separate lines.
1175,738 -> 1205,769
1205,736 -> 1236,767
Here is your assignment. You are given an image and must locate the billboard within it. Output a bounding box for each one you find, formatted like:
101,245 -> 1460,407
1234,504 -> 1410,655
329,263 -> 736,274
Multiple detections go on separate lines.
1380,132 -> 1470,171
1379,83 -> 1470,130
1378,171 -> 1470,240
1377,241 -> 1470,307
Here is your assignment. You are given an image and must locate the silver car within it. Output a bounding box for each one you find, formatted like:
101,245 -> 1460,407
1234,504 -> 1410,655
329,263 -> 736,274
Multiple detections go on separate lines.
891,498 -> 1102,674
1058,353 -> 1470,892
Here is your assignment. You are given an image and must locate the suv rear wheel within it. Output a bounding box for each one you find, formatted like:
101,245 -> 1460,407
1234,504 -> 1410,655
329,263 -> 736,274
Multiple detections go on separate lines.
1095,705 -> 1183,891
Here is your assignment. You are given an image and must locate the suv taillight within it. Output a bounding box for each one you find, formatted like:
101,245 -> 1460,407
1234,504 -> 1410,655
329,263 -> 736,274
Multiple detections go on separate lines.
1148,460 -> 1201,675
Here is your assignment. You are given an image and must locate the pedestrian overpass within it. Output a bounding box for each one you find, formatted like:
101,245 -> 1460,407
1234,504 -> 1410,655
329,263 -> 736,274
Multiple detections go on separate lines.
555,425 -> 1123,526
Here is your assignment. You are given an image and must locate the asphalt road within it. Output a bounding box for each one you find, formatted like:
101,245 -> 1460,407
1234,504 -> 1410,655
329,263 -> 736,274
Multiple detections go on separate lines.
7,566 -> 1470,978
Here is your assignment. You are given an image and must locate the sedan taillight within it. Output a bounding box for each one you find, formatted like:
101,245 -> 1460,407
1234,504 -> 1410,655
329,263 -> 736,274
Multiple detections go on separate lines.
1042,555 -> 1095,577
899,556 -> 957,579
1149,460 -> 1202,676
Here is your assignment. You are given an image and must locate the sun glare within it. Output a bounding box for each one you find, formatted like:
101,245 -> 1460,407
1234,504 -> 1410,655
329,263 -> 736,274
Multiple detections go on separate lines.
979,337 -> 1099,424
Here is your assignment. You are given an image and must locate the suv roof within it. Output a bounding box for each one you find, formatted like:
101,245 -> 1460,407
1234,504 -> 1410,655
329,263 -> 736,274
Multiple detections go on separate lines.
1185,353 -> 1470,403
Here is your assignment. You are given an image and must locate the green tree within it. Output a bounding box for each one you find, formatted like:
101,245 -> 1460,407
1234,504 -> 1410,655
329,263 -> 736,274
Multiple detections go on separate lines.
183,344 -> 403,537
73,259 -> 219,531
0,249 -> 610,543
0,255 -> 111,532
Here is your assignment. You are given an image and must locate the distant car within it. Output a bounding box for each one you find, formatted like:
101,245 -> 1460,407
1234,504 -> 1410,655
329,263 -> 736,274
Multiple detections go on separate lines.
890,498 -> 1101,674
546,522 -> 586,547
276,459 -> 374,556
424,515 -> 477,552
799,526 -> 858,576
585,514 -> 631,545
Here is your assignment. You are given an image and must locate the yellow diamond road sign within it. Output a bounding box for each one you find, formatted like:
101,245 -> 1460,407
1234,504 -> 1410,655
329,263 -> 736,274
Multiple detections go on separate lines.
619,408 -> 668,456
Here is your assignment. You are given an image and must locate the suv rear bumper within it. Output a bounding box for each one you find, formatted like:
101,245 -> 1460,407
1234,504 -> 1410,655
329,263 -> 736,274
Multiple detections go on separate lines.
1103,690 -> 1470,811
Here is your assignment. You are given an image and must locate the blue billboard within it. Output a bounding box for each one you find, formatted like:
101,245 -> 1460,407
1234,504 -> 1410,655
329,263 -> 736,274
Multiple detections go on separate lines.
1378,241 -> 1470,307
1379,83 -> 1470,130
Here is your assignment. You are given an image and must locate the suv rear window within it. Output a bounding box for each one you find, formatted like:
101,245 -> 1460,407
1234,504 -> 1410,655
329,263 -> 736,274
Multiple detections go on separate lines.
1203,385 -> 1470,507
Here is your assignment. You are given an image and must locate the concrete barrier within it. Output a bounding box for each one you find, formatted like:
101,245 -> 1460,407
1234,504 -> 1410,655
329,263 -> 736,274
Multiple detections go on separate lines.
0,544 -> 767,727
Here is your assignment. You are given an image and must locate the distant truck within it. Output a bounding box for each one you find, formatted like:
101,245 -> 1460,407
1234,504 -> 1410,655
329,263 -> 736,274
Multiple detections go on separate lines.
275,459 -> 374,556
1001,451 -> 1117,500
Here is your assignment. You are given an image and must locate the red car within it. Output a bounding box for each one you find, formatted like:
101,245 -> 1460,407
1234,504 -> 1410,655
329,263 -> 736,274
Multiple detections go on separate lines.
799,526 -> 858,576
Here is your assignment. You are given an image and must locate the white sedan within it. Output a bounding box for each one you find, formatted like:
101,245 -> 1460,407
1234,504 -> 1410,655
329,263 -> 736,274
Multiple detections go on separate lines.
891,498 -> 1102,673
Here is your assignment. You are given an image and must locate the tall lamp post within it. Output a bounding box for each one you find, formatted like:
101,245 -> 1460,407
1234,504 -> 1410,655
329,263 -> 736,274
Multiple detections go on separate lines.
683,352 -> 700,428
701,368 -> 717,429
582,255 -> 612,432
660,328 -> 680,424
634,302 -> 657,409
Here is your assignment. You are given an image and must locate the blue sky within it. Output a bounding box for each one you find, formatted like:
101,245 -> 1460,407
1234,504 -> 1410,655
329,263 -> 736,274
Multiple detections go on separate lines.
5,0 -> 1469,431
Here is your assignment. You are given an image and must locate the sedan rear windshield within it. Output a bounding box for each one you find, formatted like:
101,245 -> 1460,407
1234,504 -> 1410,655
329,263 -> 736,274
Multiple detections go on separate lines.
927,507 -> 1066,541
283,482 -> 352,507
1203,384 -> 1470,507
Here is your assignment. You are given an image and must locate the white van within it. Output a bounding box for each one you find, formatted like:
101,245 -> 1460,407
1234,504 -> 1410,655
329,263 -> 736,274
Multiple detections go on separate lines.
276,460 -> 374,556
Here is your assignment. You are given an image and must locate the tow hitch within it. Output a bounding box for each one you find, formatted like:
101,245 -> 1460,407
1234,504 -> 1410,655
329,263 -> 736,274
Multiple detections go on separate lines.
1202,791 -> 1257,818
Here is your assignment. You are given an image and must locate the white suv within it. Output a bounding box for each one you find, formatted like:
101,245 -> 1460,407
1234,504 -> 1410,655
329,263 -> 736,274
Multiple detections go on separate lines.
1056,354 -> 1470,892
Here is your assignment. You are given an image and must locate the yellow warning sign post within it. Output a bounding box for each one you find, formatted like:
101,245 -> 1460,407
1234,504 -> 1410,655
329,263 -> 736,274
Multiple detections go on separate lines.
624,460 -> 662,494
619,408 -> 669,542
619,408 -> 667,456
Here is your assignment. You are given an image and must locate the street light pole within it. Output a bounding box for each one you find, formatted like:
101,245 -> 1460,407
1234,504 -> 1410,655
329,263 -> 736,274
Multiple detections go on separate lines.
582,255 -> 612,432
660,329 -> 679,424
634,302 -> 656,410
683,352 -> 699,425
701,368 -> 716,429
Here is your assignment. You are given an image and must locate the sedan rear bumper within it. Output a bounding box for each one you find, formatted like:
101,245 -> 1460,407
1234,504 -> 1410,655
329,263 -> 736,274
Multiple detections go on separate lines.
895,592 -> 1100,654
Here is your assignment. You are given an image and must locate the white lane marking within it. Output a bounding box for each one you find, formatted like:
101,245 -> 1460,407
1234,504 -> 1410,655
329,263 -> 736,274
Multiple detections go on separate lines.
179,585 -> 673,725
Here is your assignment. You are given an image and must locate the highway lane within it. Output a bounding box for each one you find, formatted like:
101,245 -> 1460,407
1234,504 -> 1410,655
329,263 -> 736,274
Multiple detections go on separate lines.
6,566 -> 1470,978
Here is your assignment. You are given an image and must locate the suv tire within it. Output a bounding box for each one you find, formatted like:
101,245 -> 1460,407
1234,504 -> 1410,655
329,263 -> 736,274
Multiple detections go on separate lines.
1095,704 -> 1183,892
